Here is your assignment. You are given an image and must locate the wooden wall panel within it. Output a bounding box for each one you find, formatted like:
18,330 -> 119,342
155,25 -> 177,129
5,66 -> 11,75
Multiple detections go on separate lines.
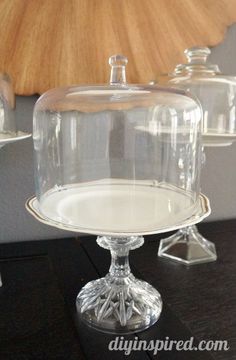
0,0 -> 236,95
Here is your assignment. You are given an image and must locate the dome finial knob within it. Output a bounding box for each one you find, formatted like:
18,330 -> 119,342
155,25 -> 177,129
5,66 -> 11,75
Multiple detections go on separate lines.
184,46 -> 211,64
109,54 -> 128,85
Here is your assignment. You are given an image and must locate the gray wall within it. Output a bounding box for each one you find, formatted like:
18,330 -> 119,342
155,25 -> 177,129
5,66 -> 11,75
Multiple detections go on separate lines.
1,25 -> 236,243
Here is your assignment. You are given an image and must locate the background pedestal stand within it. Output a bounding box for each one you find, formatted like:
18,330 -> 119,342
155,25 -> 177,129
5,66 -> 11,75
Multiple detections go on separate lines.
158,225 -> 217,265
158,148 -> 217,266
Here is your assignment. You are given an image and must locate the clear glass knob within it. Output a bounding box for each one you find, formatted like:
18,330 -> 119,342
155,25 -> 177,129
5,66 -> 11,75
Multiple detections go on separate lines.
171,46 -> 220,74
184,46 -> 211,64
109,54 -> 128,85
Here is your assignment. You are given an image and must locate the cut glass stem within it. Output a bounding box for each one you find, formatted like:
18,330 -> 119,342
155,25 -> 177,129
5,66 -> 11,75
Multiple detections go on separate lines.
76,236 -> 162,334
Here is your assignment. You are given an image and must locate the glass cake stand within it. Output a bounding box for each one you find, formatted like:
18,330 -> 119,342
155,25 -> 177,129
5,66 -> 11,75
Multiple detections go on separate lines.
27,54 -> 210,334
155,47 -> 236,265
26,188 -> 210,333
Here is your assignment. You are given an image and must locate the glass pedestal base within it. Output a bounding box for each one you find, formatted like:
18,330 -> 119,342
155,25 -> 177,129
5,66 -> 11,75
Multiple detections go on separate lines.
76,236 -> 162,334
158,225 -> 217,265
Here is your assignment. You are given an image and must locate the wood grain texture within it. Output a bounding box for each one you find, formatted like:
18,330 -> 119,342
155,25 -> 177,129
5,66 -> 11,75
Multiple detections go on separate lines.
0,0 -> 236,95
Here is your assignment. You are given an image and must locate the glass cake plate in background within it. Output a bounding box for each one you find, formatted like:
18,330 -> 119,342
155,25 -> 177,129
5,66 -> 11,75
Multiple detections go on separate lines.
0,131 -> 31,149
202,132 -> 236,147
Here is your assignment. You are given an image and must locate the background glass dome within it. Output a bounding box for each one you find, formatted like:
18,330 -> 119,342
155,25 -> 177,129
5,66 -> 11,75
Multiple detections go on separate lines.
155,47 -> 236,265
0,73 -> 15,134
155,46 -> 236,147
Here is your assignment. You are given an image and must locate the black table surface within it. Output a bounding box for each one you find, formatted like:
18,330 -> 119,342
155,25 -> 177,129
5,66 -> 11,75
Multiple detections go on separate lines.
0,219 -> 235,360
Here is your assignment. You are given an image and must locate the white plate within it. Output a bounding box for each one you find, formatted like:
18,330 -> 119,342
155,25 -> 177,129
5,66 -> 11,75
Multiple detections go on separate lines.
0,131 -> 31,147
26,182 -> 211,237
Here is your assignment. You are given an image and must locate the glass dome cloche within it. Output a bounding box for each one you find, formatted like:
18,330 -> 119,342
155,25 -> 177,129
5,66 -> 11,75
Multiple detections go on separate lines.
154,46 -> 236,265
26,54 -> 210,334
0,72 -> 30,148
154,46 -> 236,147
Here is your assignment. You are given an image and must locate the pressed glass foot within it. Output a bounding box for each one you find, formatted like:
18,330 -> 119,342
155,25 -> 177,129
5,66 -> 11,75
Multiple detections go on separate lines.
76,236 -> 162,334
158,225 -> 217,265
